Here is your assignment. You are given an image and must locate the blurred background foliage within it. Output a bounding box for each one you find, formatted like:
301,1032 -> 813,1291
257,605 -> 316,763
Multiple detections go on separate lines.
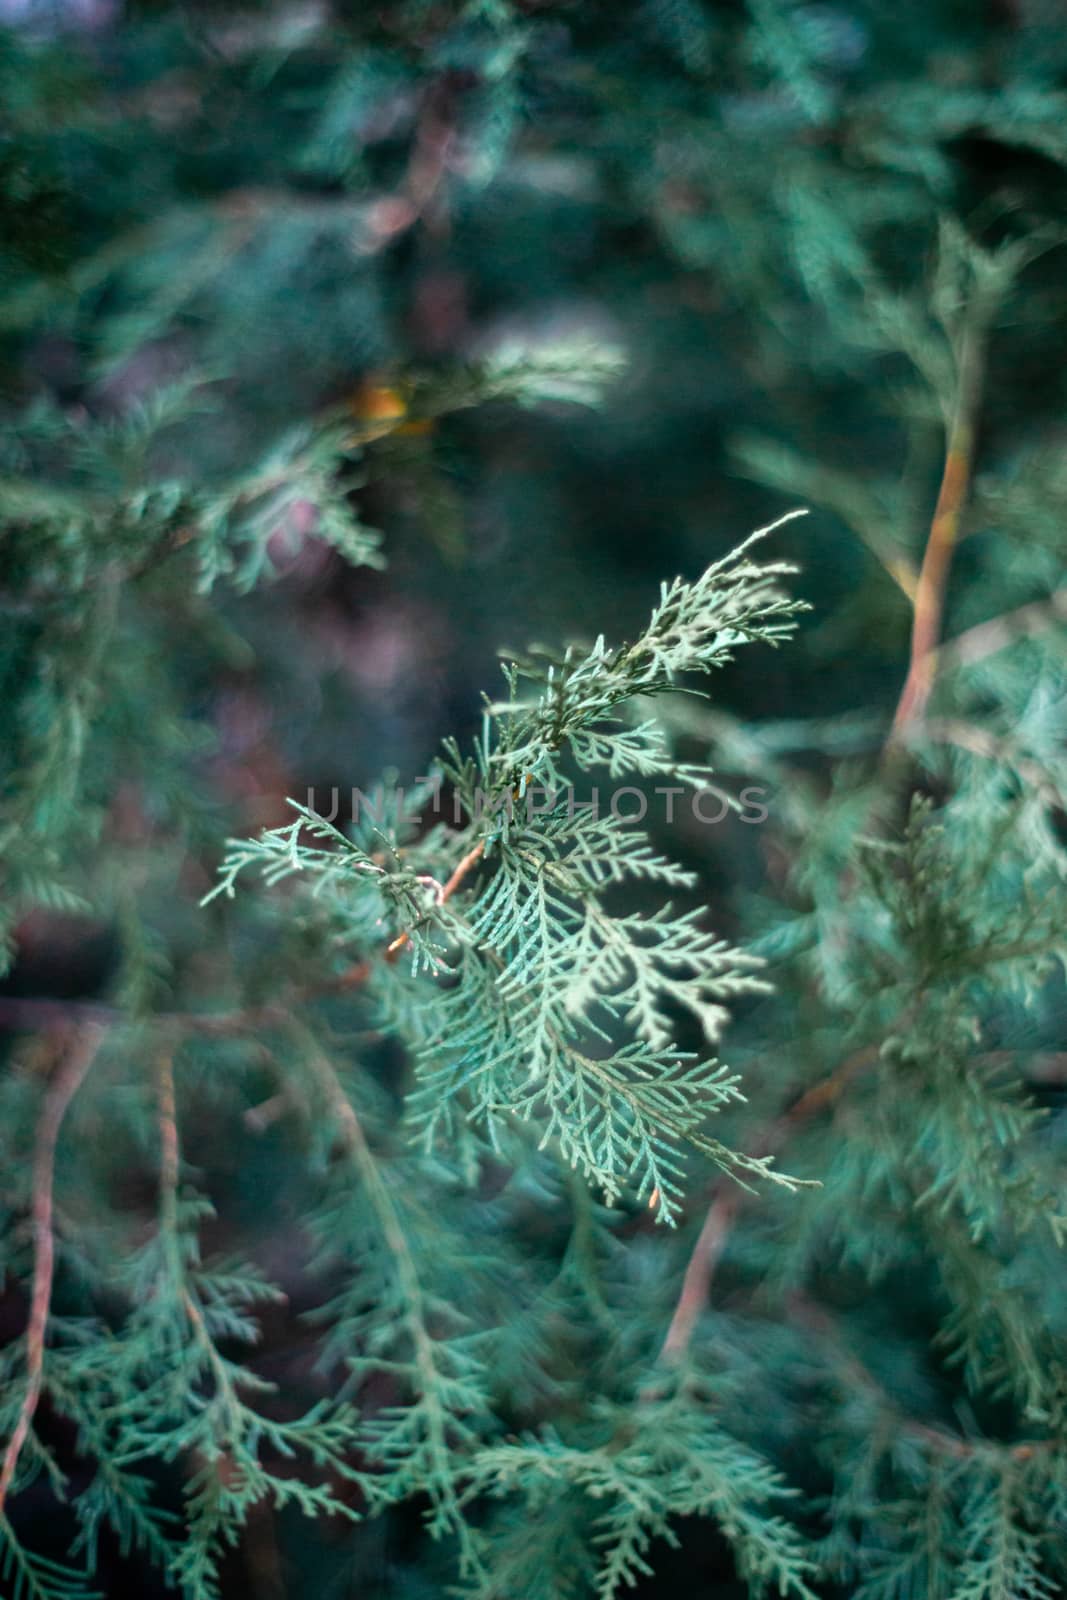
3,1 -> 1067,1596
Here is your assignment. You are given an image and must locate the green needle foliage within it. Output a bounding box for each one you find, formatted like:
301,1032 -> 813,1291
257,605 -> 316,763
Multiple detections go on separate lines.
3,3 -> 1067,1599
211,525 -> 806,1222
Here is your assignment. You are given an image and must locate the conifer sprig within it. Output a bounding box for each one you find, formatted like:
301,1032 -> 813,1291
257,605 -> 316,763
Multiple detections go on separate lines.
212,520 -> 809,1221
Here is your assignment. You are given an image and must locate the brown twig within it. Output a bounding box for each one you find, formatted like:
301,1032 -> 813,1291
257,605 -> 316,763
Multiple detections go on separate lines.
0,1024 -> 106,1512
0,997 -> 120,1032
156,1049 -> 180,1229
243,1091 -> 293,1134
384,840 -> 485,961
889,315 -> 987,743
659,1188 -> 743,1361
151,1050 -> 255,1431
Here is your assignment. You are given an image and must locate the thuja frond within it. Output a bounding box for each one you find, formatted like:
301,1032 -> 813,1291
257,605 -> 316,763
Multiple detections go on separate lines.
212,524 -> 809,1220
951,1463 -> 1055,1600
826,1432 -> 1067,1600
0,387 -> 383,602
58,1221 -> 359,1600
34,1071 -> 364,1600
473,335 -> 628,410
467,515 -> 806,800
463,1372 -> 818,1600
301,1058 -> 488,1567
396,335 -> 629,418
0,1516 -> 97,1600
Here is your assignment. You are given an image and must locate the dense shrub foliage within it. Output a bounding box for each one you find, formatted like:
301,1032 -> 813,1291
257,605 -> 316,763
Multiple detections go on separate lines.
3,3 -> 1067,1596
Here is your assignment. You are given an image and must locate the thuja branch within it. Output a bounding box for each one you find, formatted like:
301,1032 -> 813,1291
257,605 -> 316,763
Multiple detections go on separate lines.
291,1022 -> 481,1560
154,1048 -> 235,1403
0,1024 -> 106,1511
206,535 -> 807,1221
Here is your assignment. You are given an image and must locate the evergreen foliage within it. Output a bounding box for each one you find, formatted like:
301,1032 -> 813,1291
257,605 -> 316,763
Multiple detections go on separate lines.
2,3 -> 1067,1598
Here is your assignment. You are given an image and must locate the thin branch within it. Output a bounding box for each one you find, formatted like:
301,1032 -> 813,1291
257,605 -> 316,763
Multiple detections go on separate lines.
290,1021 -> 472,1539
0,1024 -> 106,1512
889,314 -> 987,742
156,1050 -> 180,1236
659,1189 -> 742,1361
384,840 -> 485,961
0,996 -> 119,1031
150,1051 -> 247,1437
243,1091 -> 293,1134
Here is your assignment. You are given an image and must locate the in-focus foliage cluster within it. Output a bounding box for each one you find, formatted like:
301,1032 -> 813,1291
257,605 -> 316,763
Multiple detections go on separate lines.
211,526 -> 806,1222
